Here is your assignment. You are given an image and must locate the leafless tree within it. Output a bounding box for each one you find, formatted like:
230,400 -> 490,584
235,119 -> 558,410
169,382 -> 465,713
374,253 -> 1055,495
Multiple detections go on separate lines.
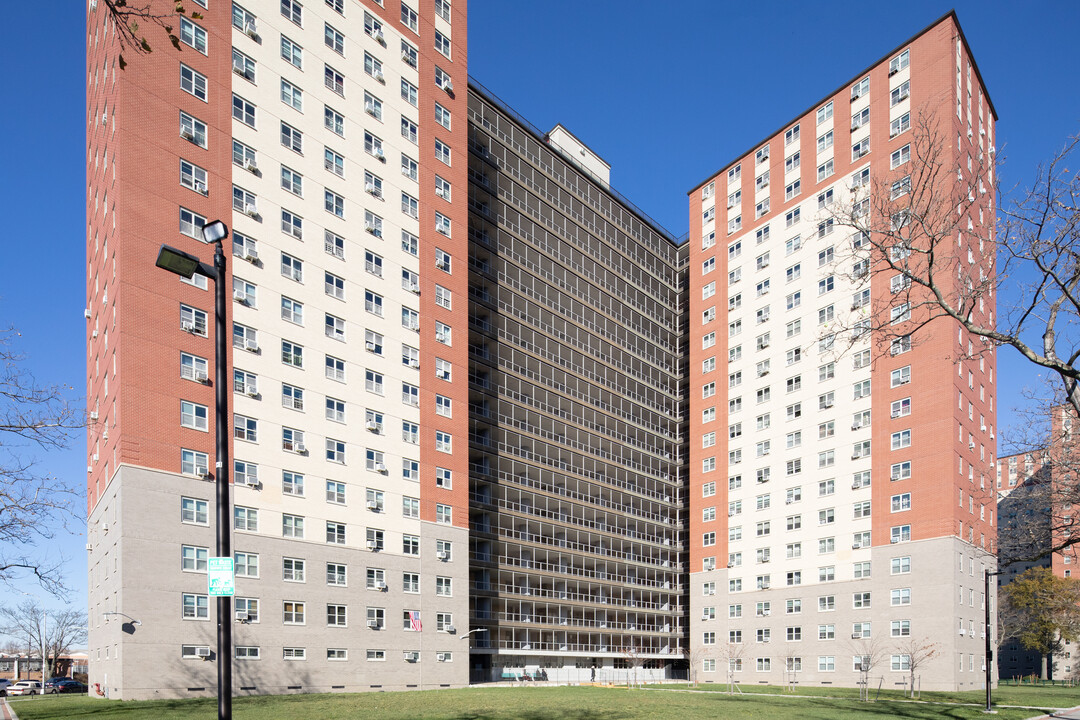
0,600 -> 87,679
98,1 -> 204,70
825,109 -> 1080,417
847,635 -> 889,701
1,330 -> 82,595
713,640 -> 746,695
684,646 -> 709,687
621,646 -> 645,688
894,636 -> 940,698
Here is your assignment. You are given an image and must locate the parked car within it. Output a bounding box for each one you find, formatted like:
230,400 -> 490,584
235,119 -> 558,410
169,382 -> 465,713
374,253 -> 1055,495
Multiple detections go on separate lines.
43,678 -> 70,694
51,679 -> 87,694
0,679 -> 12,696
7,680 -> 43,696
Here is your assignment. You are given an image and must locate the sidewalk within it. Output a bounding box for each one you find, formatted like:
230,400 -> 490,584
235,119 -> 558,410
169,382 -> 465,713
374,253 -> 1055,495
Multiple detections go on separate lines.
0,698 -> 17,720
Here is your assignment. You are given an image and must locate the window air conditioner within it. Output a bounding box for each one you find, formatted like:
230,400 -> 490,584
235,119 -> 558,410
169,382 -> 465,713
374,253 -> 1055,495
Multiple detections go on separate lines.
852,543 -> 862,550
436,187 -> 446,199
374,70 -> 385,83
375,147 -> 385,160
890,537 -> 900,544
437,551 -> 448,560
367,540 -> 379,551
366,500 -> 380,511
366,420 -> 379,432
195,181 -> 207,195
365,222 -> 378,234
243,249 -> 258,262
195,647 -> 211,658
372,29 -> 385,43
235,612 -> 249,622
852,482 -> 862,490
233,289 -> 247,302
244,204 -> 258,217
181,130 -> 195,141
90,410 -> 100,420
437,653 -> 449,662
244,338 -> 258,352
365,103 -> 377,116
294,442 -> 306,454
443,78 -> 453,92
436,259 -> 449,270
404,651 -> 418,662
245,384 -> 258,397
446,625 -> 456,633
368,619 -> 380,628
244,20 -> 256,37
243,159 -> 258,172
375,581 -> 387,590
375,462 -> 388,473
196,466 -> 210,479
181,321 -> 196,333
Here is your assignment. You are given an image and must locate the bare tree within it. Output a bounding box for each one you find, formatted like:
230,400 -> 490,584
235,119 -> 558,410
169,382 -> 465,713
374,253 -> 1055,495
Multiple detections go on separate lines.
684,646 -> 709,687
1,330 -> 82,595
97,1 -> 205,70
621,646 -> 645,688
894,636 -> 940,698
0,600 -> 87,679
826,109 -> 1080,417
713,641 -> 746,695
847,635 -> 889,701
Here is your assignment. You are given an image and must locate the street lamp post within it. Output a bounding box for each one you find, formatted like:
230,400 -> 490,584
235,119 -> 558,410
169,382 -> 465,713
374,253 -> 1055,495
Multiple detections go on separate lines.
985,568 -> 1003,713
156,221 -> 232,720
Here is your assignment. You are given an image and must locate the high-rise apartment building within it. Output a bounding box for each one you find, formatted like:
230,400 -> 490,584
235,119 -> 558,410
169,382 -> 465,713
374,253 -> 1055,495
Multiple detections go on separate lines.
996,406 -> 1079,680
465,82 -> 687,682
87,0 -> 469,698
88,2 -> 1000,698
686,12 -> 999,690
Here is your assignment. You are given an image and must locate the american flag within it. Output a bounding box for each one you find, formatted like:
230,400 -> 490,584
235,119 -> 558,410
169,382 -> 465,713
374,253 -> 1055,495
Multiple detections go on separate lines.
410,611 -> 422,632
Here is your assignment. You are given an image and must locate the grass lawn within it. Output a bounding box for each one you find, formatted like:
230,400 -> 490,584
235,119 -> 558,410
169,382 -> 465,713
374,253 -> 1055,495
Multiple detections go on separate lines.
663,680 -> 1080,707
6,685 -> 1073,720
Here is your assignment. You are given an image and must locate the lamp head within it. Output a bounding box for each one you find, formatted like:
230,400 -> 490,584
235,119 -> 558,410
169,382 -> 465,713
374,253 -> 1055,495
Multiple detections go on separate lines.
201,219 -> 229,245
155,245 -> 201,279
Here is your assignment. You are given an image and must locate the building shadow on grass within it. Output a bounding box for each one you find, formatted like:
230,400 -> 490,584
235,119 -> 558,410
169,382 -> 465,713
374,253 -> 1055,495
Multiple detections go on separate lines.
450,710 -> 628,720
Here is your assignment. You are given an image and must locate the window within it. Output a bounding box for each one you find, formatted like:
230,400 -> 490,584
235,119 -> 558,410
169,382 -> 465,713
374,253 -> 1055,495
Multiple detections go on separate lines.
180,17 -> 207,52
435,212 -> 451,236
232,94 -> 255,128
434,140 -> 453,168
890,525 -> 912,543
182,545 -> 208,572
890,81 -> 910,107
436,577 -> 452,596
180,64 -> 207,101
891,430 -> 912,450
181,400 -> 208,431
435,103 -> 452,130
180,112 -> 208,148
890,588 -> 911,606
435,30 -> 451,58
436,431 -> 452,453
325,189 -> 345,218
816,101 -> 834,125
235,551 -> 259,578
891,144 -> 911,169
182,593 -> 209,619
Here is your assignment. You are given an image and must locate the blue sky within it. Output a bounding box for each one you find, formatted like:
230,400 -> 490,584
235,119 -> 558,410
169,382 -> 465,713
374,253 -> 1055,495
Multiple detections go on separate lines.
0,0 -> 1076,616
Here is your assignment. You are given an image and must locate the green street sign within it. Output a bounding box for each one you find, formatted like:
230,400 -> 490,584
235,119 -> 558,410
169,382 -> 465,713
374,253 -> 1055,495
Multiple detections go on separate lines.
208,557 -> 235,597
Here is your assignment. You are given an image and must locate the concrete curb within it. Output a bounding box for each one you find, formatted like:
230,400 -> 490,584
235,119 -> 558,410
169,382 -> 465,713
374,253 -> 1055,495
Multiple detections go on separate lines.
1,698 -> 18,720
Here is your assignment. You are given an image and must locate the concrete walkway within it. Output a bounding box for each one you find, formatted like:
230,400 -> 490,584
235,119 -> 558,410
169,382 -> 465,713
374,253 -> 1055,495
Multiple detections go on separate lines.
0,698 -> 17,720
1033,706 -> 1080,719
